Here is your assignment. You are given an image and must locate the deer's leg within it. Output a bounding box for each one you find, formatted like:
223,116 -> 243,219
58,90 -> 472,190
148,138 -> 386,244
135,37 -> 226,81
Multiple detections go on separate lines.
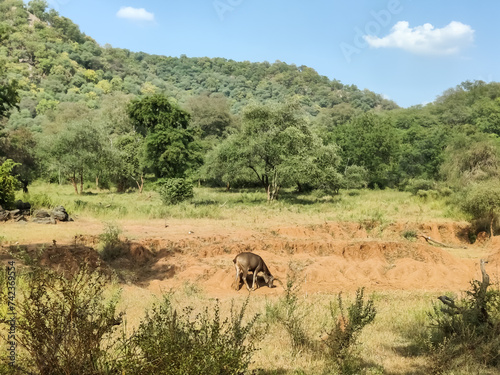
234,264 -> 241,290
251,272 -> 257,290
252,265 -> 262,291
242,269 -> 251,291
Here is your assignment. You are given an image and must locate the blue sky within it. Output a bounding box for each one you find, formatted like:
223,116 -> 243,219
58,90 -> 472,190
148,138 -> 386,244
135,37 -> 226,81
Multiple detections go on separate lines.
43,0 -> 498,108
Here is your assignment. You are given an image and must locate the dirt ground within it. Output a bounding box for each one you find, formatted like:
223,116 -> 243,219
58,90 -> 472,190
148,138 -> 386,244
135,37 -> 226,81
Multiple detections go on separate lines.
3,218 -> 500,296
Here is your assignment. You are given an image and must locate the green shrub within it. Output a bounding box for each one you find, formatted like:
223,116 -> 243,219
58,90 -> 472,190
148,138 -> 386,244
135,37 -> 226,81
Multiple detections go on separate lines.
323,288 -> 377,373
402,229 -> 418,241
343,165 -> 368,190
265,274 -> 310,351
23,192 -> 54,209
406,179 -> 435,195
157,178 -> 194,205
429,261 -> 500,373
416,189 -> 429,199
0,159 -> 20,209
98,222 -> 125,261
460,181 -> 500,236
347,189 -> 361,197
2,266 -> 123,375
125,296 -> 258,375
438,186 -> 453,197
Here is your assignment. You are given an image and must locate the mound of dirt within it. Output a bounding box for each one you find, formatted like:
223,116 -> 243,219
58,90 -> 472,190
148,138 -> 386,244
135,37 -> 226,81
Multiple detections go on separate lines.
115,221 -> 491,295
2,220 -> 496,296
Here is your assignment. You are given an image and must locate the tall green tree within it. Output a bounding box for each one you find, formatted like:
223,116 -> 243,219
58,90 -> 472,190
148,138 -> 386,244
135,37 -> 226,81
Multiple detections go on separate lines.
40,120 -> 110,194
334,113 -> 400,188
127,94 -> 202,178
27,0 -> 49,21
282,137 -> 344,193
185,93 -> 235,139
390,107 -> 447,181
114,134 -> 145,193
204,101 -> 338,201
201,134 -> 254,190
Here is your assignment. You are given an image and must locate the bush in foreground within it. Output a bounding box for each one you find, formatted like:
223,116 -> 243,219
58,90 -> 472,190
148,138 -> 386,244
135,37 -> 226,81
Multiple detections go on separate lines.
123,295 -> 259,375
1,266 -> 122,375
429,260 -> 500,374
264,271 -> 311,352
324,288 -> 377,374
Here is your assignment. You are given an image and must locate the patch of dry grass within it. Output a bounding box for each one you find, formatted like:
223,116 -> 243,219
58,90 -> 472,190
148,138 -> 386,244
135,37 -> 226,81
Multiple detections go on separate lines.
3,182 -> 467,248
114,281 -> 439,375
3,183 -> 474,373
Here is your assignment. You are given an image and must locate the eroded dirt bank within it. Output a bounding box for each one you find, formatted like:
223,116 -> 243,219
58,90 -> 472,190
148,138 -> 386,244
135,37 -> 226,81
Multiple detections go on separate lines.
4,220 -> 499,296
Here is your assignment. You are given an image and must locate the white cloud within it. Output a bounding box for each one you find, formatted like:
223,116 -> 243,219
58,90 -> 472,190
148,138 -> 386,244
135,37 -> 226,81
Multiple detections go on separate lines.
364,21 -> 474,55
116,6 -> 155,22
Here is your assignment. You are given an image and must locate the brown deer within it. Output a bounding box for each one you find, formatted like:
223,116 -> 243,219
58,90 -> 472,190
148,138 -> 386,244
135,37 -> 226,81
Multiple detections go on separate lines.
233,252 -> 275,291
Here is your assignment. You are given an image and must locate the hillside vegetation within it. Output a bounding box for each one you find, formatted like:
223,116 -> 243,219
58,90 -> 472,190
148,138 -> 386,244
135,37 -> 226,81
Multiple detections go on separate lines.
1,0 -> 500,233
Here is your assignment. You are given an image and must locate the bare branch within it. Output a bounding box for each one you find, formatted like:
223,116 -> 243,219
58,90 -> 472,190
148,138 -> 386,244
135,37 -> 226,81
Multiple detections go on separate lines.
418,234 -> 467,249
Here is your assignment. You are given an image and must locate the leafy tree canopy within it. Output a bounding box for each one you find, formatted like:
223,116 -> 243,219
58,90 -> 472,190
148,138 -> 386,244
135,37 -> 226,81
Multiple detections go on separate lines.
127,94 -> 202,178
203,100 -> 341,200
333,113 -> 401,188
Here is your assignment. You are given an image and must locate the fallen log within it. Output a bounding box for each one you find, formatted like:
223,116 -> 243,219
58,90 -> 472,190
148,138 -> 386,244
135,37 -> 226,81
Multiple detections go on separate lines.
418,234 -> 467,249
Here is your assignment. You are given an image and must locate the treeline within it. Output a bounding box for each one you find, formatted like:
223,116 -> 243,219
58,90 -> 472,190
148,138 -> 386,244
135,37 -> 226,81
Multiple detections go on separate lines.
1,0 -> 500,218
0,0 -> 395,119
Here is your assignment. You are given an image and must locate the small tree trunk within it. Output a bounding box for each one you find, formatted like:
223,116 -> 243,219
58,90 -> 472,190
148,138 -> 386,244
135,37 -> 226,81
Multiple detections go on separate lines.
96,175 -> 99,190
70,172 -> 79,194
21,179 -> 29,193
80,172 -> 84,195
268,169 -> 280,201
135,173 -> 144,194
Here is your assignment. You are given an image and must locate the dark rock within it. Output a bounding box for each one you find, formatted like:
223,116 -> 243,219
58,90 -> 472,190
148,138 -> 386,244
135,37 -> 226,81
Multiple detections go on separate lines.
34,210 -> 50,219
52,206 -> 69,221
8,209 -> 20,219
15,200 -> 31,210
0,210 -> 8,221
32,217 -> 56,224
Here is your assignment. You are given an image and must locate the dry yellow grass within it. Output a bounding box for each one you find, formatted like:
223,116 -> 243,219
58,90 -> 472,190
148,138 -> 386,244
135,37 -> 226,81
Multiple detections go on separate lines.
111,282 -> 439,374
2,183 -> 481,374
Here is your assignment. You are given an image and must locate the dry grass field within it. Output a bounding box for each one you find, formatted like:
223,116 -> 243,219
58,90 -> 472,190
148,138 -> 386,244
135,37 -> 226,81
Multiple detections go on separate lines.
2,184 -> 500,374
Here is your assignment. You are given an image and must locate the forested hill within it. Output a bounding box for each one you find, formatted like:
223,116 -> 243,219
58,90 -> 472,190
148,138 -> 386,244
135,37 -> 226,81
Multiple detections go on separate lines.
0,0 -> 397,120
3,0 -> 500,210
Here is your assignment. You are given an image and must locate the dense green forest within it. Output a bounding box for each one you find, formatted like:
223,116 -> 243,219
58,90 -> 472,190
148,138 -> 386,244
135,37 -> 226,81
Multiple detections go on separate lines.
1,0 -> 500,217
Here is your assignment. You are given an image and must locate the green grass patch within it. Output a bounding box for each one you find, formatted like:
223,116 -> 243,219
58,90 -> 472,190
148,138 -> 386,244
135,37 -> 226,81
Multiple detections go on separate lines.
16,182 -> 467,223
